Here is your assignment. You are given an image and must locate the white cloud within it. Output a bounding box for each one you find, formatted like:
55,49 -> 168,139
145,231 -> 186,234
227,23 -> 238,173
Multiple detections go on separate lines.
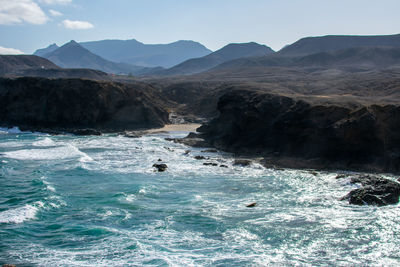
0,0 -> 48,25
61,19 -> 93,30
0,46 -> 24,55
38,0 -> 72,5
49,9 -> 62,17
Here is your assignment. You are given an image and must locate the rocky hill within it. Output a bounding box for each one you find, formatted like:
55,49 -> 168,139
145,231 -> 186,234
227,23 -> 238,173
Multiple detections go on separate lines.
0,55 -> 60,75
0,77 -> 169,133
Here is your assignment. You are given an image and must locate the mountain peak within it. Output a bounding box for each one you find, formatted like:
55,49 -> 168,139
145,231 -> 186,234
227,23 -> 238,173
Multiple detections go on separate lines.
64,40 -> 80,47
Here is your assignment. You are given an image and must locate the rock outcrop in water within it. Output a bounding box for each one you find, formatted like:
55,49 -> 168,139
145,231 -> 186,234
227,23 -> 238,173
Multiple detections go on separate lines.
197,89 -> 400,173
341,175 -> 400,206
0,77 -> 169,133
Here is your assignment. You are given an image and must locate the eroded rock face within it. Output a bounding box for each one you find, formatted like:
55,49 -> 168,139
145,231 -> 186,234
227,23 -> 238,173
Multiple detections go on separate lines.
341,175 -> 400,206
198,89 -> 400,172
0,77 -> 169,133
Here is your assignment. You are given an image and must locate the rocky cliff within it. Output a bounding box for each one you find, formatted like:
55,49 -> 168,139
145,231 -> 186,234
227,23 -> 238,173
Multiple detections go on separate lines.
0,77 -> 169,133
198,89 -> 400,173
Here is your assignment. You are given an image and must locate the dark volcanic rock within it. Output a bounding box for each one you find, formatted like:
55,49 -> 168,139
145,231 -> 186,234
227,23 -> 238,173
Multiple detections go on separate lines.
153,163 -> 168,172
165,133 -> 211,148
0,77 -> 169,133
194,155 -> 206,160
342,175 -> 400,206
198,89 -> 400,173
233,159 -> 252,166
202,149 -> 218,153
71,129 -> 102,136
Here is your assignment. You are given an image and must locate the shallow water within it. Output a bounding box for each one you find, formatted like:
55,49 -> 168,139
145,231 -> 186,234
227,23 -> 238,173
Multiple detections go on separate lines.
0,127 -> 399,266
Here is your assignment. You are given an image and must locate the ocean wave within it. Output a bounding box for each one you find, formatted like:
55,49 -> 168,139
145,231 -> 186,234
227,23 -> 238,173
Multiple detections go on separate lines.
2,144 -> 93,162
0,201 -> 44,224
0,126 -> 23,134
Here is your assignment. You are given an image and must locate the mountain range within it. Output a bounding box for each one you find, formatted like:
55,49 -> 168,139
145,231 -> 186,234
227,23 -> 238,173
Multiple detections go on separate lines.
22,33 -> 400,78
39,41 -> 149,75
35,39 -> 212,68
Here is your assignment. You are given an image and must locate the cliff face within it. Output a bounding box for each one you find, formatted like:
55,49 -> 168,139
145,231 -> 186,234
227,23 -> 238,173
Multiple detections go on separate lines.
198,89 -> 400,172
0,77 -> 169,132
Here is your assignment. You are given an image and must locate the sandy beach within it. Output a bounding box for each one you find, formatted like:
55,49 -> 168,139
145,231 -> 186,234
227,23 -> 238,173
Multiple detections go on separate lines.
147,123 -> 201,133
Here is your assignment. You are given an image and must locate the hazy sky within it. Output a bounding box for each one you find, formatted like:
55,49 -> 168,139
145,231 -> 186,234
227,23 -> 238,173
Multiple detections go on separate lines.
1,0 -> 400,54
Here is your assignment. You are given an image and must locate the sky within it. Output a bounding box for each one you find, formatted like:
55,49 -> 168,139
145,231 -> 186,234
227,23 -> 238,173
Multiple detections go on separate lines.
0,0 -> 400,54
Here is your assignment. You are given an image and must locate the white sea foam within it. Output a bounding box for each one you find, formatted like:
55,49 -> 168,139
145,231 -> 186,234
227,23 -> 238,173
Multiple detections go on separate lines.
0,201 -> 43,224
3,144 -> 93,162
32,137 -> 56,147
0,126 -> 23,134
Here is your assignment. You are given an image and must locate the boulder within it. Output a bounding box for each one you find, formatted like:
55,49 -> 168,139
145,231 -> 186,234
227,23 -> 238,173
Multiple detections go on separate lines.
153,163 -> 168,172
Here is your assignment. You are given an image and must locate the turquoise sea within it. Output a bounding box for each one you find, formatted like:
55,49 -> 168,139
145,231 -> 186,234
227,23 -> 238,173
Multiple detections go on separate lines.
1,127 -> 400,266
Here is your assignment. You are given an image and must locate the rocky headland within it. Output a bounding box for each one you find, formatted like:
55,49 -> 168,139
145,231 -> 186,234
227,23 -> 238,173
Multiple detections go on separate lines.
0,77 -> 169,134
195,89 -> 400,173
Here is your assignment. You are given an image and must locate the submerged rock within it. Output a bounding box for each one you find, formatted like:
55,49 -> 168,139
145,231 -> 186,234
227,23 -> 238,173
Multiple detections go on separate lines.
203,162 -> 218,166
233,159 -> 252,166
341,175 -> 400,206
153,163 -> 168,172
201,149 -> 218,153
123,131 -> 143,138
71,129 -> 102,136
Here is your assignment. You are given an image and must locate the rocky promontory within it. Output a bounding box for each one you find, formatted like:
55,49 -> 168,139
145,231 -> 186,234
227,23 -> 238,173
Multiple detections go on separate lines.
0,77 -> 169,133
197,89 -> 400,173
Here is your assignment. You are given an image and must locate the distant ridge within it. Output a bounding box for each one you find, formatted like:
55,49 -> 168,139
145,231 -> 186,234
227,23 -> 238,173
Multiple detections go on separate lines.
34,44 -> 59,57
41,40 -> 149,75
0,55 -> 60,75
207,46 -> 400,76
79,39 -> 212,68
157,42 -> 274,75
279,34 -> 400,56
